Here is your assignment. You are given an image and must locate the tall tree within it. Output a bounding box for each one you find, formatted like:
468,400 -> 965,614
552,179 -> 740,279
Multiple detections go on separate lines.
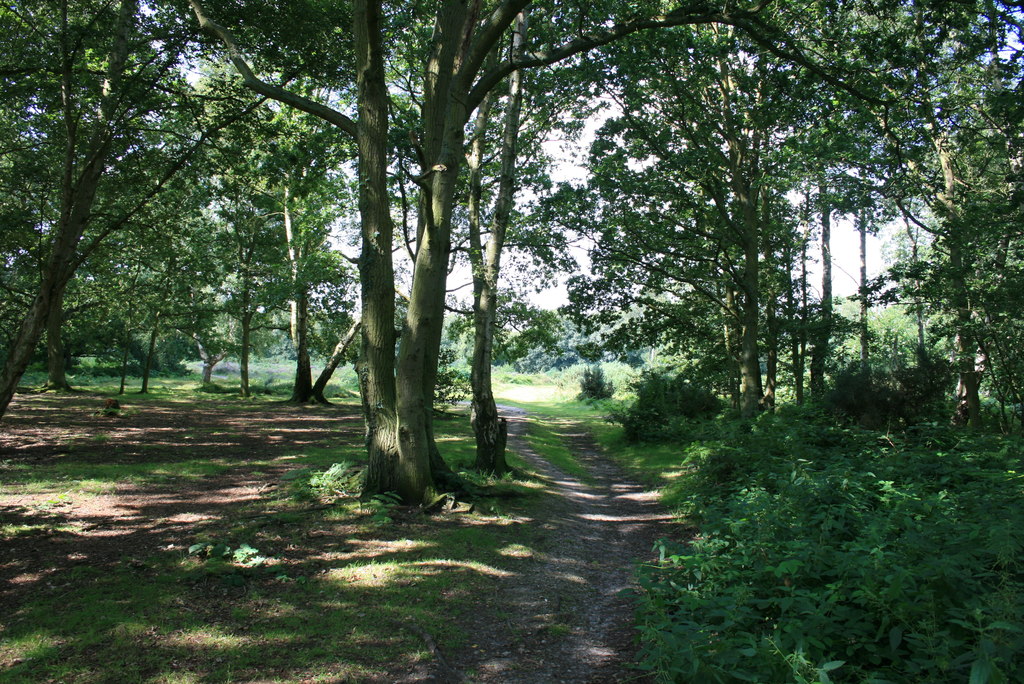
190,0 -> 772,502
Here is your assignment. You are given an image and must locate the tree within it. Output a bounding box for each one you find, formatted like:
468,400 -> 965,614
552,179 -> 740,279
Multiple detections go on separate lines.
189,0 -> 772,502
0,0 -> 257,417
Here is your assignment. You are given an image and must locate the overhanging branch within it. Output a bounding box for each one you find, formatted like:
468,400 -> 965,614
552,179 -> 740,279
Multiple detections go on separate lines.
188,0 -> 358,140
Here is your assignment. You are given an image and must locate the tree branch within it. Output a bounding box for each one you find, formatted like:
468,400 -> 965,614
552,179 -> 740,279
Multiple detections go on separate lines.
188,0 -> 358,139
468,3 -> 750,113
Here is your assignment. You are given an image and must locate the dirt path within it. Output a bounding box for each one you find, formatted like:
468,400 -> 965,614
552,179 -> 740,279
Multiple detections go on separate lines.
447,407 -> 676,683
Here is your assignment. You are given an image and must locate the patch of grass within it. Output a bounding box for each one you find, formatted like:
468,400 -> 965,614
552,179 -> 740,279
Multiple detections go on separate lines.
0,387 -> 563,682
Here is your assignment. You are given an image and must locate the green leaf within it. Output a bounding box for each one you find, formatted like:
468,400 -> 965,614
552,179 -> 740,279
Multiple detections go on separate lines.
889,627 -> 903,651
821,660 -> 845,672
970,657 -> 993,684
188,543 -> 210,555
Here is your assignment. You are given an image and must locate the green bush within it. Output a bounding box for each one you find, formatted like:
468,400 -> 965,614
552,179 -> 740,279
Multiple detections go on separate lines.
636,414 -> 1024,683
578,364 -> 614,401
435,347 -> 470,409
613,370 -> 721,442
826,353 -> 952,428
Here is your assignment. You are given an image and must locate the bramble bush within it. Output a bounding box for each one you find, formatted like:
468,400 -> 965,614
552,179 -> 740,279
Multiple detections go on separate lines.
826,353 -> 952,428
636,409 -> 1024,683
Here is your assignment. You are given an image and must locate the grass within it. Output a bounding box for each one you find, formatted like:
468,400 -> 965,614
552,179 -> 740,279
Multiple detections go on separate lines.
1,382 -> 562,682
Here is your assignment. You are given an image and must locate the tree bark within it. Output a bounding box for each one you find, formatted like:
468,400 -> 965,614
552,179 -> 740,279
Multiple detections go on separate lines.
240,308 -> 252,398
934,136 -> 982,428
352,0 -> 412,500
194,335 -> 226,385
466,13 -> 527,475
44,291 -> 73,391
858,209 -> 870,371
284,187 -> 314,402
312,321 -> 360,403
140,321 -> 159,393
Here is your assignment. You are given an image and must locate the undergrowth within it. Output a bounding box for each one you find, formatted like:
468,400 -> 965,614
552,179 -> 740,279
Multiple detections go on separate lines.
636,408 -> 1024,683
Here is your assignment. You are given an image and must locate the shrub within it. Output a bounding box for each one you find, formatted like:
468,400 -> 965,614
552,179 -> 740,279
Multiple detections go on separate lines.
578,365 -> 614,401
636,417 -> 1024,683
434,347 -> 470,409
826,353 -> 952,428
613,370 -> 721,442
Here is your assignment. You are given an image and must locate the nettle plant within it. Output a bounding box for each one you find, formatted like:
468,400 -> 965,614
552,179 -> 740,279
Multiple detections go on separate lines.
636,414 -> 1024,683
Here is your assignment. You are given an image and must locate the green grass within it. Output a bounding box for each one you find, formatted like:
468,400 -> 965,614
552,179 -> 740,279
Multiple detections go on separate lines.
1,392 -> 557,682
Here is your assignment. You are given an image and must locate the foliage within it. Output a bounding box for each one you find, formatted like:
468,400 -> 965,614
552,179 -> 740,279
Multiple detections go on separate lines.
613,370 -> 722,443
285,461 -> 363,502
636,411 -> 1024,683
434,347 -> 471,409
825,352 -> 952,428
578,365 -> 614,401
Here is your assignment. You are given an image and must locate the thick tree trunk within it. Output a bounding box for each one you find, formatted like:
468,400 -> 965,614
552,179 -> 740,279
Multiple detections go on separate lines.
289,292 -> 314,401
45,291 -> 74,391
0,0 -> 137,419
353,0 -> 417,501
0,293 -> 56,416
194,335 -> 226,385
934,138 -> 982,428
312,321 -> 360,403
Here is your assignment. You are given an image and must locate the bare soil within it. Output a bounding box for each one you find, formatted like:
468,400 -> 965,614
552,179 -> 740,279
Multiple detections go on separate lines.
0,392 -> 676,682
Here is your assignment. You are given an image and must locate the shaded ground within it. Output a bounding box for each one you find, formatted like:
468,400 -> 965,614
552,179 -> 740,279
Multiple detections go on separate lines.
0,391 -> 676,682
0,392 -> 359,612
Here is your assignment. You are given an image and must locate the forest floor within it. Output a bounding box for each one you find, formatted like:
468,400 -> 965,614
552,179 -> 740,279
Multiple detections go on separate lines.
0,390 -> 676,683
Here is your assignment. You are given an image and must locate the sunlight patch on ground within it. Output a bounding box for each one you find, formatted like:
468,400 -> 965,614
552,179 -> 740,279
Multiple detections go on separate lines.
165,626 -> 250,650
494,383 -> 563,404
327,558 -> 511,587
497,543 -> 534,558
0,632 -> 62,667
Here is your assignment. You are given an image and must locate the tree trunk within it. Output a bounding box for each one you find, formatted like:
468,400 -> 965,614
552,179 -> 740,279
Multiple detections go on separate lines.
0,0 -> 137,419
194,335 -> 226,385
353,0 -> 413,501
240,308 -> 252,398
763,298 -> 777,411
466,13 -> 526,475
118,338 -> 131,395
44,291 -> 74,391
289,292 -> 314,401
723,288 -> 742,410
140,321 -> 159,393
284,187 -> 314,402
858,209 -> 870,371
312,321 -> 360,403
934,137 -> 982,428
810,185 -> 832,396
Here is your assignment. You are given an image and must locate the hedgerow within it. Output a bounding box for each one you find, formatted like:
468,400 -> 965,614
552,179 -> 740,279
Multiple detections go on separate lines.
636,410 -> 1024,683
